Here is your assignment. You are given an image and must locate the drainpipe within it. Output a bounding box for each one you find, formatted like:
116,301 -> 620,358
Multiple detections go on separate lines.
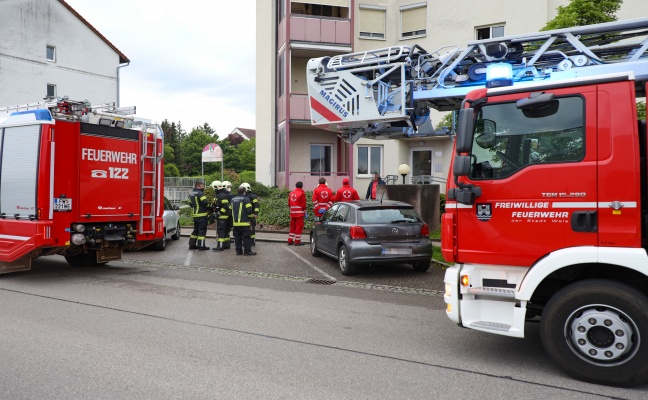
116,62 -> 130,107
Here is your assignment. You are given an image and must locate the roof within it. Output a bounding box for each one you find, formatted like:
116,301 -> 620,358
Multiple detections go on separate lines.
230,127 -> 256,140
58,0 -> 130,64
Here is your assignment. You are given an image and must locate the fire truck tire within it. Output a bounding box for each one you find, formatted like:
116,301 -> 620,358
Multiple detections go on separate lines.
338,244 -> 357,275
171,222 -> 181,240
64,251 -> 97,267
155,230 -> 167,251
539,279 -> 648,387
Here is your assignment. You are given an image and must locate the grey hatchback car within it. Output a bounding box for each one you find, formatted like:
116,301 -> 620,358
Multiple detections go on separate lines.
309,200 -> 433,275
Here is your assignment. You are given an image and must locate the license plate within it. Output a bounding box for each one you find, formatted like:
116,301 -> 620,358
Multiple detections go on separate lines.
382,248 -> 412,255
53,198 -> 72,211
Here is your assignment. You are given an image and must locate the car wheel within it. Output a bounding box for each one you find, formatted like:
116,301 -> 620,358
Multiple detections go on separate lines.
338,244 -> 357,275
171,221 -> 181,240
155,229 -> 167,251
540,279 -> 648,387
64,250 -> 97,267
310,232 -> 321,257
412,260 -> 431,272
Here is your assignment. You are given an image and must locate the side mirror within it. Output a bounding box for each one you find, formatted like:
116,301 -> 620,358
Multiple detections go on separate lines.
455,108 -> 475,153
453,155 -> 471,177
517,92 -> 558,118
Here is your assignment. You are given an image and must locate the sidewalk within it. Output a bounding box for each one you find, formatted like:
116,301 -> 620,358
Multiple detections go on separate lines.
180,227 -> 292,243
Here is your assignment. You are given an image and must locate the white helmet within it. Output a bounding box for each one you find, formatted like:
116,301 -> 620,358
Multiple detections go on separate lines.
211,180 -> 222,190
222,181 -> 232,192
241,182 -> 251,192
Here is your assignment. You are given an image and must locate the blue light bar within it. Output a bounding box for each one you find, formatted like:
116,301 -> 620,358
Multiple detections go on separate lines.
9,109 -> 53,121
486,63 -> 513,88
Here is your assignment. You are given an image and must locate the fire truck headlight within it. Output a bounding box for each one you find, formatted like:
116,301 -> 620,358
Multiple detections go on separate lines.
445,283 -> 452,297
461,275 -> 469,287
73,224 -> 86,233
71,233 -> 86,245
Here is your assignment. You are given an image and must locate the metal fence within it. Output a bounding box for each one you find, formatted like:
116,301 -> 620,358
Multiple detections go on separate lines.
164,177 -> 200,204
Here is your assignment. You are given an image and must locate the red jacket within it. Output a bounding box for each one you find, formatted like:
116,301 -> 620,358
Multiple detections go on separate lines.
288,188 -> 306,218
334,184 -> 360,202
312,183 -> 334,215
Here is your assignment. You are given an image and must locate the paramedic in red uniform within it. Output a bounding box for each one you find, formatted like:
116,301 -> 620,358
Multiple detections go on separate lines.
312,177 -> 334,218
288,181 -> 307,246
334,177 -> 360,202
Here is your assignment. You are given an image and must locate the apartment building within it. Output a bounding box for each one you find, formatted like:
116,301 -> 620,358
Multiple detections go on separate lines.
0,0 -> 128,108
256,0 -> 648,192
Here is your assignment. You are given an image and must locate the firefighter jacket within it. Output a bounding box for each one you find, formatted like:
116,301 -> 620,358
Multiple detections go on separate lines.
215,190 -> 231,221
189,188 -> 209,217
312,183 -> 334,215
289,187 -> 307,218
334,183 -> 360,202
231,195 -> 253,226
246,192 -> 260,217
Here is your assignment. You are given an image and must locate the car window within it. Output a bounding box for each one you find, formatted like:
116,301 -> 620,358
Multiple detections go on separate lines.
322,204 -> 340,222
333,204 -> 351,222
358,207 -> 421,224
164,197 -> 172,210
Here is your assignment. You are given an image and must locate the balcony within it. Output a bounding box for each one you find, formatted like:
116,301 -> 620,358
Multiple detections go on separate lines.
290,15 -> 351,45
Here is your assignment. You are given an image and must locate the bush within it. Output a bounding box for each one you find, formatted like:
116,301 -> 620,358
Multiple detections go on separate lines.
239,170 -> 255,183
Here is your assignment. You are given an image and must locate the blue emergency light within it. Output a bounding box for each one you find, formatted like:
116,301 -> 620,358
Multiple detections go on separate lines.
486,63 -> 513,88
8,109 -> 53,122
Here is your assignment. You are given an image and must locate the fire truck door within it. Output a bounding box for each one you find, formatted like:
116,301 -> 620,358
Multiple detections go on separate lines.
455,91 -> 598,267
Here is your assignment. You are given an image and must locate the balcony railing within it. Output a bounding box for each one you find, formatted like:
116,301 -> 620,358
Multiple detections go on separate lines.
290,15 -> 351,45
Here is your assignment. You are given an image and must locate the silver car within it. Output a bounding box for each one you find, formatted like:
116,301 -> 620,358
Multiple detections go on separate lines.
155,196 -> 181,251
309,200 -> 433,275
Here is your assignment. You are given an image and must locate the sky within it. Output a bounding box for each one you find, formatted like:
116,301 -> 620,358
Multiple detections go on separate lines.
64,0 -> 257,137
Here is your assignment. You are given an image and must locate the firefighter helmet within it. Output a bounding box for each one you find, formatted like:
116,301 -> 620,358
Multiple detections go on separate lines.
222,181 -> 232,192
211,180 -> 222,190
241,182 -> 251,192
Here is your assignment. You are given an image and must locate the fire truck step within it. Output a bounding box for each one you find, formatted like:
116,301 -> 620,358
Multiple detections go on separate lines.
467,287 -> 515,298
470,321 -> 511,332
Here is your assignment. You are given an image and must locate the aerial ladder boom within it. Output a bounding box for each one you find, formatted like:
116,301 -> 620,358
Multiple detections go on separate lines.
306,17 -> 648,143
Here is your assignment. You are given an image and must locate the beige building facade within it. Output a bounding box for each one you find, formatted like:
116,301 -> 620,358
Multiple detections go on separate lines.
256,0 -> 648,193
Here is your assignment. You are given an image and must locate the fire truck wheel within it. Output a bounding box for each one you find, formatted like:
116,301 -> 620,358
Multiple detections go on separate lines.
64,251 -> 97,267
171,222 -> 181,240
310,232 -> 321,257
338,244 -> 357,275
155,230 -> 167,251
539,279 -> 648,387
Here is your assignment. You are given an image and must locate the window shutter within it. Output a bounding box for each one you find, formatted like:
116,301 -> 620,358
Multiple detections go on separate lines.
359,9 -> 385,35
401,7 -> 426,33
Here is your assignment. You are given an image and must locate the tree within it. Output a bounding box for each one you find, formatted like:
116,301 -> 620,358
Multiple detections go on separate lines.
436,112 -> 454,131
541,0 -> 621,31
180,126 -> 219,176
237,138 -> 256,172
638,101 -> 646,120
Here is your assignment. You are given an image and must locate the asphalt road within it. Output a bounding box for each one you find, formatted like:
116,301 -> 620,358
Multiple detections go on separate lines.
0,239 -> 646,399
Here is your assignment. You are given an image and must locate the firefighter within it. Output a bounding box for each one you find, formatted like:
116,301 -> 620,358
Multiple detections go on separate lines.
222,180 -> 234,249
212,181 -> 231,251
334,177 -> 360,202
288,181 -> 307,246
188,181 -> 210,250
231,185 -> 256,256
241,182 -> 259,246
208,180 -> 222,224
312,177 -> 334,219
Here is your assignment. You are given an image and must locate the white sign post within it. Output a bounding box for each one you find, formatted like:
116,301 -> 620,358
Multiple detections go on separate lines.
201,143 -> 224,184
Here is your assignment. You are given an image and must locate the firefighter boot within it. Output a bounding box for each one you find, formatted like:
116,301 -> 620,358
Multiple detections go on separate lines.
212,241 -> 224,251
197,238 -> 210,251
189,237 -> 198,250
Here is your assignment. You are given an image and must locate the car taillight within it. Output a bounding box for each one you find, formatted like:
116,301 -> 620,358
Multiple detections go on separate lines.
349,226 -> 367,239
420,223 -> 430,236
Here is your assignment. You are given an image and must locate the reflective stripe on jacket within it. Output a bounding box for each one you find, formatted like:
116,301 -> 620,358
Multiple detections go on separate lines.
231,195 -> 253,226
189,188 -> 209,217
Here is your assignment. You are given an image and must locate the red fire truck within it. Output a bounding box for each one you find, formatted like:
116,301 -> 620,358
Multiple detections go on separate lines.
306,18 -> 648,386
0,98 -> 164,274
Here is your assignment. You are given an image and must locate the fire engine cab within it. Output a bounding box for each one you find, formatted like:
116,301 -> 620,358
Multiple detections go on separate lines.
0,97 -> 164,273
307,18 -> 648,387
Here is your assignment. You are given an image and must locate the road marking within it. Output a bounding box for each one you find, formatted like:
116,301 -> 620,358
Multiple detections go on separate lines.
184,251 -> 193,266
285,246 -> 337,282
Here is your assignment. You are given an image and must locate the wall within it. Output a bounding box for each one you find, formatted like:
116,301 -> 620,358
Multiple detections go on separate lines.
0,0 -> 120,106
378,184 -> 441,232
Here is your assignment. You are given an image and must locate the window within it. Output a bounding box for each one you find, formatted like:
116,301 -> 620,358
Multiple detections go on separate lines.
46,45 -> 56,62
476,25 -> 504,40
400,3 -> 426,39
277,52 -> 285,98
357,145 -> 382,176
359,6 -> 385,40
469,96 -> 584,180
277,127 -> 286,172
311,144 -> 332,175
291,1 -> 349,18
46,84 -> 56,98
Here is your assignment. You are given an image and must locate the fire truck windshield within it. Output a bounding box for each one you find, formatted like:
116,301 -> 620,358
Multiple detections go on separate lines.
469,96 -> 584,179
